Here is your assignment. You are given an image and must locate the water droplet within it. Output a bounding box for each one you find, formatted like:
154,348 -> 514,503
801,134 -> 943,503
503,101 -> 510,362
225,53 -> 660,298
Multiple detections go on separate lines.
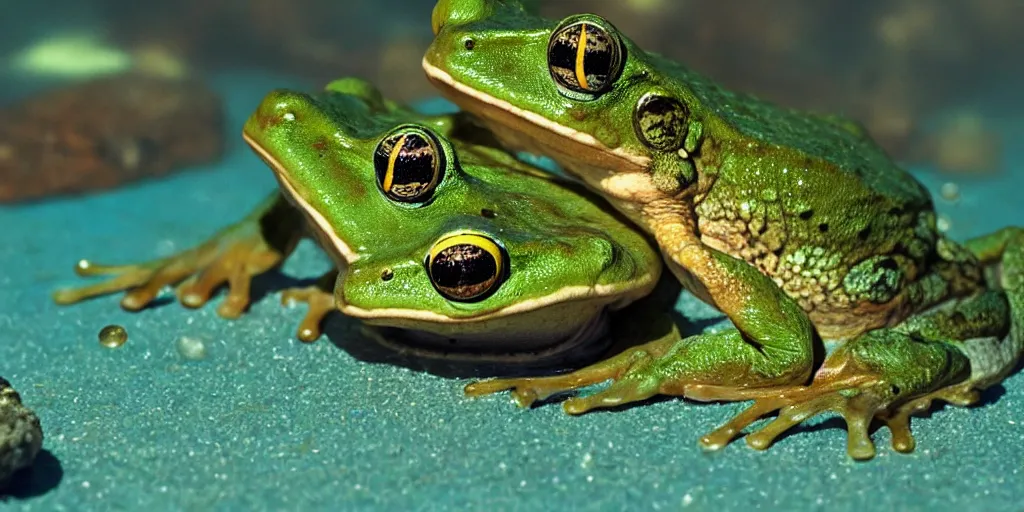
98,324 -> 127,348
176,336 -> 208,361
940,182 -> 960,202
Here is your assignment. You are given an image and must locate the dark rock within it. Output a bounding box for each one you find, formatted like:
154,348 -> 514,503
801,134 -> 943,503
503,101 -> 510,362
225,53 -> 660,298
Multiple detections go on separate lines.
0,377 -> 43,491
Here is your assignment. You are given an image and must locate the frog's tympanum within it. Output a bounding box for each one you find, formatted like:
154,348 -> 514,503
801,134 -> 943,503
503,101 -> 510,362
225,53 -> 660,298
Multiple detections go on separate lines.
424,0 -> 1023,459
54,77 -> 661,366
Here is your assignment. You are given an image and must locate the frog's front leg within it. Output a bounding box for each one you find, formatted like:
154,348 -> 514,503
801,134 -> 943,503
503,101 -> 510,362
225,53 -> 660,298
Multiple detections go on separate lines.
53,192 -> 304,318
468,215 -> 816,413
280,269 -> 338,342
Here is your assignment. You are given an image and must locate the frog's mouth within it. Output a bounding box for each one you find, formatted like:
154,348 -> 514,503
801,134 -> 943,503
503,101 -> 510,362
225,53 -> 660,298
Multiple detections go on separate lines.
422,58 -> 650,174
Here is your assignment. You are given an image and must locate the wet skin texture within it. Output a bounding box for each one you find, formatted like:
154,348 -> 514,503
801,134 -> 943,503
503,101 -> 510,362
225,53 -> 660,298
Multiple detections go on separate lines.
425,0 -> 1024,459
53,77 -> 661,367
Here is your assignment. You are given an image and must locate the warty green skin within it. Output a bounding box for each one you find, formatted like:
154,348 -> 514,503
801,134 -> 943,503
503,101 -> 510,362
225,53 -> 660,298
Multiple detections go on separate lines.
54,77 -> 662,364
427,0 -> 1024,459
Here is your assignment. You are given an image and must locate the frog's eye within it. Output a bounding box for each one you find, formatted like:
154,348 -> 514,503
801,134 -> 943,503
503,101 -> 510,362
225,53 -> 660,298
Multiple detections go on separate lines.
374,127 -> 444,203
633,93 -> 689,152
547,15 -> 624,100
426,233 -> 507,302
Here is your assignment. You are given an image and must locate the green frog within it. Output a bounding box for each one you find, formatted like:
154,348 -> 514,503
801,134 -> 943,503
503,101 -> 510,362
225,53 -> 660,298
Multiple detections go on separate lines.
53,77 -> 663,366
424,0 -> 1024,459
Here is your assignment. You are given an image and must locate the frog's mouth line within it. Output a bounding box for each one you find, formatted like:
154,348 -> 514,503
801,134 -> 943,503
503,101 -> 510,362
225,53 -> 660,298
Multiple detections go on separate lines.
244,131 -> 658,325
422,59 -> 650,171
243,132 -> 360,265
337,274 -> 653,325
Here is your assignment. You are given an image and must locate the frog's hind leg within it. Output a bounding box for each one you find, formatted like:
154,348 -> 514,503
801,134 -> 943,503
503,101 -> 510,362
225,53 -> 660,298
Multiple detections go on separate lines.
467,240 -> 817,417
701,229 -> 1024,460
53,192 -> 304,318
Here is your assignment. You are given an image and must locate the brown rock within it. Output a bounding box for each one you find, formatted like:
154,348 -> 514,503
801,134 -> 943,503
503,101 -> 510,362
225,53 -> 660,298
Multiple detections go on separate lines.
0,73 -> 225,203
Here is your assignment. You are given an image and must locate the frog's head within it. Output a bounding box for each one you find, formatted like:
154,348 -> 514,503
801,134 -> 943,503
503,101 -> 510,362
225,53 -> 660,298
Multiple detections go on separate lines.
242,78 -> 660,364
425,0 -> 705,187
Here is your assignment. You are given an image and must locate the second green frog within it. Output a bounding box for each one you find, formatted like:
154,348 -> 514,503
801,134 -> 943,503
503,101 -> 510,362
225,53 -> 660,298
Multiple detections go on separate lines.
424,0 -> 1024,459
54,77 -> 661,369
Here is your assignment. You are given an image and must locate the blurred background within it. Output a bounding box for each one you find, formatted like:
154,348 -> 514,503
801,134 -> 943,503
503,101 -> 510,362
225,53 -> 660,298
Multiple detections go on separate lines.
2,0 -> 1022,202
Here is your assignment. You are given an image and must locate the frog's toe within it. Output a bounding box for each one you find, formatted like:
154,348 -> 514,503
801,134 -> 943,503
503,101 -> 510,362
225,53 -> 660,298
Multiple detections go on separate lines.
464,379 -> 537,407
698,381 -> 890,460
562,373 -> 661,414
281,285 -> 335,342
747,390 -> 882,460
464,377 -> 566,407
52,258 -> 175,308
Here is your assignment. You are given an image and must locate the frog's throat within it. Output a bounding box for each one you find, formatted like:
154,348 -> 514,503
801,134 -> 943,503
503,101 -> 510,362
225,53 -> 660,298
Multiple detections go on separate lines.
243,132 -> 360,264
422,59 -> 650,171
365,308 -> 612,365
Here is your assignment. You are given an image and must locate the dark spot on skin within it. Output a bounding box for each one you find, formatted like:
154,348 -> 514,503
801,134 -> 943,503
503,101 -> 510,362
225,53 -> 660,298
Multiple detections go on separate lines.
950,311 -> 967,324
888,207 -> 904,216
380,268 -> 394,281
818,223 -> 830,233
773,247 -> 785,257
891,384 -> 901,395
481,208 -> 497,218
312,139 -> 329,157
257,113 -> 283,131
569,107 -> 588,121
464,39 -> 475,51
799,209 -> 814,220
878,258 -> 898,270
858,227 -> 872,241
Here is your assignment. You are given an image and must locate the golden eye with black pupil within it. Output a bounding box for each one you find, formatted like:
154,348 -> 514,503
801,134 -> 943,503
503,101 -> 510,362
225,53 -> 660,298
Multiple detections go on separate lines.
426,233 -> 507,302
633,93 -> 689,152
373,127 -> 444,203
547,15 -> 623,99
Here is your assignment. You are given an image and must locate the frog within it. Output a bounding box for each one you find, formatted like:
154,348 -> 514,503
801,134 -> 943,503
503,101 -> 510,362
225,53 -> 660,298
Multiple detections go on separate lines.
423,0 -> 1024,459
53,77 -> 663,367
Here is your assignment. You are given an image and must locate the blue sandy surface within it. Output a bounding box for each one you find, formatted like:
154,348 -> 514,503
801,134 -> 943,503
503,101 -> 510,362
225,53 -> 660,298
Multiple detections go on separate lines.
1,70 -> 1023,511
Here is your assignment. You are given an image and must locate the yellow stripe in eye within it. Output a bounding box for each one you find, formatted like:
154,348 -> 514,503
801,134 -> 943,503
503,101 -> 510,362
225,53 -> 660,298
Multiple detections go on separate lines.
429,233 -> 504,276
575,23 -> 589,90
382,133 -> 408,193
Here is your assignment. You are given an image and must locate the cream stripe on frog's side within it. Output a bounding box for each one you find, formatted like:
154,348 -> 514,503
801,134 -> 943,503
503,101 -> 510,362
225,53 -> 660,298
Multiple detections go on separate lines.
245,132 -> 658,325
245,132 -> 361,264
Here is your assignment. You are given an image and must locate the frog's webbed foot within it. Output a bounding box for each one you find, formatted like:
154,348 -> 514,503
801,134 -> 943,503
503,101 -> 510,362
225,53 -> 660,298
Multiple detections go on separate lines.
280,270 -> 338,342
53,193 -> 302,319
699,294 -> 1012,461
696,377 -> 980,461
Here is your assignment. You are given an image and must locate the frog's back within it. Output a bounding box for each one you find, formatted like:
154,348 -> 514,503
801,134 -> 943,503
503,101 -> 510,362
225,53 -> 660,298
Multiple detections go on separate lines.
651,54 -> 952,335
649,52 -> 928,208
